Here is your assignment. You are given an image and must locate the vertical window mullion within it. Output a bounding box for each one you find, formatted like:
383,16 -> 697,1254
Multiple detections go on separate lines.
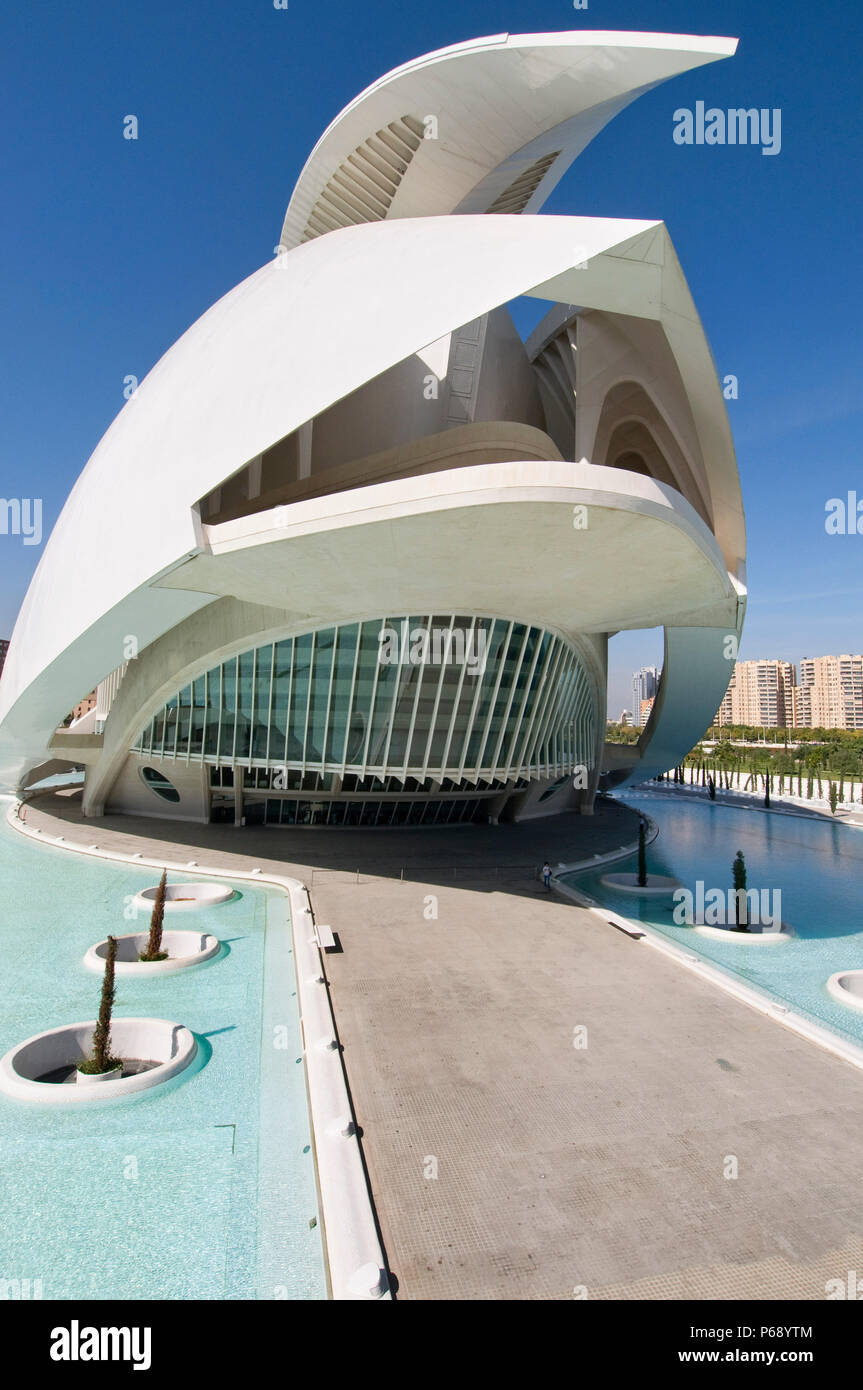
283,638 -> 295,769
488,625 -> 530,777
301,630 -> 316,778
438,615 -> 475,779
532,642 -> 568,777
421,614 -> 455,781
265,642 -> 276,766
456,619 -> 491,782
513,634 -> 558,779
249,645 -> 258,769
402,614 -> 433,778
341,623 -> 363,777
502,629 -> 544,781
231,660 -> 239,764
361,620 -> 386,779
473,621 -> 515,776
320,626 -> 338,773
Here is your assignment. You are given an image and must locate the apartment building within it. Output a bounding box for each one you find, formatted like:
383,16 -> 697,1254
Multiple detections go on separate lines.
795,655 -> 863,730
715,659 -> 796,727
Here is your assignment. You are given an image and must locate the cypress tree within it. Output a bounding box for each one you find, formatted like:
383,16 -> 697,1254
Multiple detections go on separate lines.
139,869 -> 169,962
732,851 -> 749,931
637,818 -> 648,887
80,935 -> 121,1075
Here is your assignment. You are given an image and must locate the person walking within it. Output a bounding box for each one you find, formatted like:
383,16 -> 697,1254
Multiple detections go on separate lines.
542,860 -> 552,891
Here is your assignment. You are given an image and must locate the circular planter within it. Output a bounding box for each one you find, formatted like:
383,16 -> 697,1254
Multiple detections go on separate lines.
0,1018 -> 197,1104
84,930 -> 220,975
826,970 -> 863,1011
131,881 -> 235,913
694,922 -> 791,944
600,872 -> 683,897
76,1065 -> 123,1087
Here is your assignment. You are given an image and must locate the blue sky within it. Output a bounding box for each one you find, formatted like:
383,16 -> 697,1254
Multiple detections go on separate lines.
1,0 -> 861,714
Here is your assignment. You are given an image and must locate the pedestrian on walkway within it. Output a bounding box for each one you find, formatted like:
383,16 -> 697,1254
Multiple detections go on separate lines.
542,860 -> 552,891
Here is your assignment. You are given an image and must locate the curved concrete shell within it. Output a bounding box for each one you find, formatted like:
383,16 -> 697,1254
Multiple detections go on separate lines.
281,30 -> 738,247
0,29 -> 745,825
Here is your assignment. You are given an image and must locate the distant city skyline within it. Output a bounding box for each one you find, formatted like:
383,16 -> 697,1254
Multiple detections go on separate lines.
617,650 -> 863,732
610,632 -> 863,720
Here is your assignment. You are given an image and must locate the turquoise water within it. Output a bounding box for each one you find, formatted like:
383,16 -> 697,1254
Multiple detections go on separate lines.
0,808 -> 326,1300
562,791 -> 863,1050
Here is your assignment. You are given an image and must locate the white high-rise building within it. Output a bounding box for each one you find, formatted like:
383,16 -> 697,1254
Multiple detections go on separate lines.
716,660 -> 796,728
795,655 -> 863,730
632,667 -> 660,726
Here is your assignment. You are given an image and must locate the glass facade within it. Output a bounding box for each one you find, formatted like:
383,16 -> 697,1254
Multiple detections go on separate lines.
259,797 -> 488,828
131,614 -> 597,785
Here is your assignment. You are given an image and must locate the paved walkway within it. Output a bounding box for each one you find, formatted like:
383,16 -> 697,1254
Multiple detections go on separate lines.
17,790 -> 863,1299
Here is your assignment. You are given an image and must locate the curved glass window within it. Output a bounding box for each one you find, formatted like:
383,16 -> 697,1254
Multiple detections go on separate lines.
132,615 -> 596,786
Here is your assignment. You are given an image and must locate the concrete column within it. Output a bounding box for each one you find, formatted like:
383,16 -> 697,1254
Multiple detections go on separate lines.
234,770 -> 243,826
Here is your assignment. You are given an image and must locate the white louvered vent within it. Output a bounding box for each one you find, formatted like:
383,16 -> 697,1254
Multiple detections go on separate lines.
301,116 -> 426,242
485,151 -> 561,214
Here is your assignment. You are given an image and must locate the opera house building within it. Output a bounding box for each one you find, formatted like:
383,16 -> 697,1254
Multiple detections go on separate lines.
0,30 -> 746,830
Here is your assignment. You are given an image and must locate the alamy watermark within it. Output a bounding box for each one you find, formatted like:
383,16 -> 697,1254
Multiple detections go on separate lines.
377,621 -> 488,677
0,498 -> 42,546
825,492 -> 863,535
673,102 -> 781,156
672,880 -> 782,931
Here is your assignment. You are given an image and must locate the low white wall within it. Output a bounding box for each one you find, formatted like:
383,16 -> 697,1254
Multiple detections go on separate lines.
0,1017 -> 197,1103
84,931 -> 220,975
133,881 -> 234,911
105,754 -> 210,823
827,971 -> 863,1010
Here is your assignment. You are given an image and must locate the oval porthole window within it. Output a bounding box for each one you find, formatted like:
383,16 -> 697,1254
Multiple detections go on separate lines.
538,776 -> 569,803
140,766 -> 181,803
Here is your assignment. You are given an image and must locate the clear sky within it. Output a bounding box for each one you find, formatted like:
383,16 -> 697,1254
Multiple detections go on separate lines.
1,0 -> 861,715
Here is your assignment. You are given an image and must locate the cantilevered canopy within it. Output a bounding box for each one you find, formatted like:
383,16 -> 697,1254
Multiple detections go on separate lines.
82,458 -> 738,814
280,30 -> 737,250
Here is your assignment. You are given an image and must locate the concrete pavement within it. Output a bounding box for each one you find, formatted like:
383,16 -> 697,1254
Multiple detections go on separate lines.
17,789 -> 863,1299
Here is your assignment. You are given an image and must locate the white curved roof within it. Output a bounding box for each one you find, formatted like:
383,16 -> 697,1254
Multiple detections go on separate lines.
0,209 -> 743,789
280,30 -> 737,249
